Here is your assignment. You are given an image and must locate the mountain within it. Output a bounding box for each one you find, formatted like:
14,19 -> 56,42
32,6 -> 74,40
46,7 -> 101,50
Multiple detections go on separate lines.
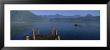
85,14 -> 93,17
49,15 -> 100,23
11,11 -> 43,22
37,14 -> 81,18
11,11 -> 100,23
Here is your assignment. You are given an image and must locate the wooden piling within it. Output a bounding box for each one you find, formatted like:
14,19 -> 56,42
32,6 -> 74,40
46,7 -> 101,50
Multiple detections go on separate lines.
26,35 -> 29,40
32,29 -> 36,40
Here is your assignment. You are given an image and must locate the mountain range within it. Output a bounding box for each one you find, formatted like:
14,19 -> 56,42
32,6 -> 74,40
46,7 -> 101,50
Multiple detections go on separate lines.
11,11 -> 100,23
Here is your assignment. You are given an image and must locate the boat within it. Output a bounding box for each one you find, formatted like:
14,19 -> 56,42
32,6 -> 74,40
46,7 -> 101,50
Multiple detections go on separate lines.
74,24 -> 78,26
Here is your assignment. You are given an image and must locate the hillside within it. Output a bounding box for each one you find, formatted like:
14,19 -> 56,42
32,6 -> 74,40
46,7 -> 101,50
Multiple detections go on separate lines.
11,11 -> 44,22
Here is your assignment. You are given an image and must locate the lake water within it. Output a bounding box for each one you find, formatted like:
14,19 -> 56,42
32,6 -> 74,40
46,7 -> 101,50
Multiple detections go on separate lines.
11,22 -> 100,40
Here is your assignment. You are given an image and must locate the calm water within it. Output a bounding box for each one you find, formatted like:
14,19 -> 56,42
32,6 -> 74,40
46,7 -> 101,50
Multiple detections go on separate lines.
11,22 -> 100,40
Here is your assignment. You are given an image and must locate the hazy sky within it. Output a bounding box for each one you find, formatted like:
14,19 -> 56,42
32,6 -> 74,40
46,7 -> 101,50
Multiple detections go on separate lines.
31,10 -> 100,16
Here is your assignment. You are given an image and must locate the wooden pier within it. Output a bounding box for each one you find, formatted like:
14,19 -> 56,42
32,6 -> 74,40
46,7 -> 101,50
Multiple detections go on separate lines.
25,28 -> 60,40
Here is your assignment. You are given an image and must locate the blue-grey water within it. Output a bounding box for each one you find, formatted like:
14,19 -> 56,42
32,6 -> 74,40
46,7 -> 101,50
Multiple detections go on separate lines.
11,22 -> 100,40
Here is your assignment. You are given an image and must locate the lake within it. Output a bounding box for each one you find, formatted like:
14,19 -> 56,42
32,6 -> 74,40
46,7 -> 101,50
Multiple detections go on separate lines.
11,21 -> 100,40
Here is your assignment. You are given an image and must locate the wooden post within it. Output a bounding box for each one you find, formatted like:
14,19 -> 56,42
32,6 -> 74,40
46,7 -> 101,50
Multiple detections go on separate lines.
55,30 -> 58,36
37,28 -> 40,35
32,29 -> 36,40
58,35 -> 60,40
51,27 -> 54,35
26,35 -> 29,40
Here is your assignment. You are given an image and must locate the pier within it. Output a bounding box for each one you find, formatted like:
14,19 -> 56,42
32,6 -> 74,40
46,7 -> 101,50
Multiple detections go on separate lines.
25,27 -> 60,40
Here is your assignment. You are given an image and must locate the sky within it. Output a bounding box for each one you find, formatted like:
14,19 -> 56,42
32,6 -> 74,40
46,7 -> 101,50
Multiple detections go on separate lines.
31,10 -> 100,16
